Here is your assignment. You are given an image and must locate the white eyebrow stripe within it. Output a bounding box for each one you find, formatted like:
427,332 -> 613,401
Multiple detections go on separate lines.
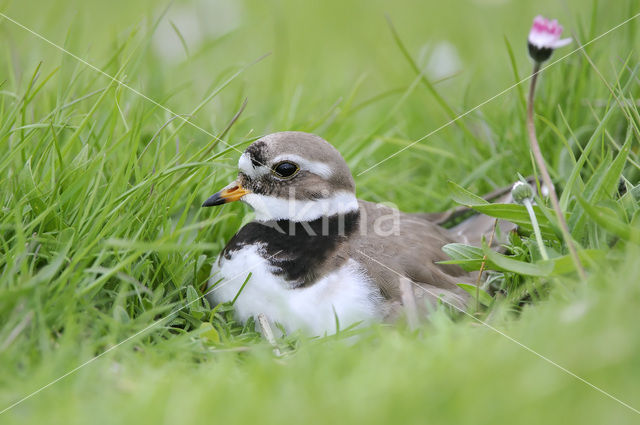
238,153 -> 268,178
271,154 -> 332,179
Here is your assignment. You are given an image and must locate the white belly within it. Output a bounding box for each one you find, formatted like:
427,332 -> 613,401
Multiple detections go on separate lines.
207,244 -> 383,336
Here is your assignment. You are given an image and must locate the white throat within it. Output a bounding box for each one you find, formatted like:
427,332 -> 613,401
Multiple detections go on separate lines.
242,191 -> 359,222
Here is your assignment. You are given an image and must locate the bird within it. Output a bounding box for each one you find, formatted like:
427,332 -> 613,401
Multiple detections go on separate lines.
202,131 -> 502,336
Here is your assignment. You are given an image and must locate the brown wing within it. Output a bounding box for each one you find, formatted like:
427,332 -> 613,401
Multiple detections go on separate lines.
349,200 -> 472,312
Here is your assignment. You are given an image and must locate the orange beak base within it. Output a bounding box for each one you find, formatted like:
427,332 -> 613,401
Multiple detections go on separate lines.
202,183 -> 250,207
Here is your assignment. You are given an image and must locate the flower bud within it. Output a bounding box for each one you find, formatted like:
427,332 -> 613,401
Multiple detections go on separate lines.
512,181 -> 534,205
528,15 -> 572,63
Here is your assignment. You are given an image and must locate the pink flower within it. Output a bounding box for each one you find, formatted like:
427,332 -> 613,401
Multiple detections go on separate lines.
527,15 -> 572,62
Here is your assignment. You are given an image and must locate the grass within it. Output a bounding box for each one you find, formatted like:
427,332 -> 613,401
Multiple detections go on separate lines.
1,0 -> 640,423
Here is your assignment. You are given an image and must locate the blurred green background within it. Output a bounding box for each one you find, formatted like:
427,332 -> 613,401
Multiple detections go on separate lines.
4,0 -> 637,209
1,0 -> 640,424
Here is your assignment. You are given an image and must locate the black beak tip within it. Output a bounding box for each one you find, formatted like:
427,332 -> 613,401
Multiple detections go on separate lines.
202,194 -> 225,207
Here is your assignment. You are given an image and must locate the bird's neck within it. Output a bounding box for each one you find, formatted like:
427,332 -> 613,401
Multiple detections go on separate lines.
267,209 -> 360,238
243,192 -> 359,222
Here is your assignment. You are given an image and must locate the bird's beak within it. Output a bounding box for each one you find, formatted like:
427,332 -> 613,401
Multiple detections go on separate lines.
202,181 -> 251,207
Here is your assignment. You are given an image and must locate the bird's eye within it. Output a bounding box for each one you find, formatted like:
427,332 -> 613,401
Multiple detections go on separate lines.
271,161 -> 299,179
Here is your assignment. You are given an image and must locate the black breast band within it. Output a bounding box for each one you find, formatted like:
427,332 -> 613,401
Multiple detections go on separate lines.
221,211 -> 360,287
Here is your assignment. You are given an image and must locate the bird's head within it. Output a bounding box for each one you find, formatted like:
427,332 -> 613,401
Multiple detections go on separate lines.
202,131 -> 358,222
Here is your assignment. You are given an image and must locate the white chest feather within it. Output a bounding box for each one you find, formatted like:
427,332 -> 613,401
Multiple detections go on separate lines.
207,245 -> 383,336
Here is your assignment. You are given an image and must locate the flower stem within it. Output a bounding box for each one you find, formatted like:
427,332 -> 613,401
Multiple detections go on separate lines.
523,198 -> 549,260
527,63 -> 586,280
